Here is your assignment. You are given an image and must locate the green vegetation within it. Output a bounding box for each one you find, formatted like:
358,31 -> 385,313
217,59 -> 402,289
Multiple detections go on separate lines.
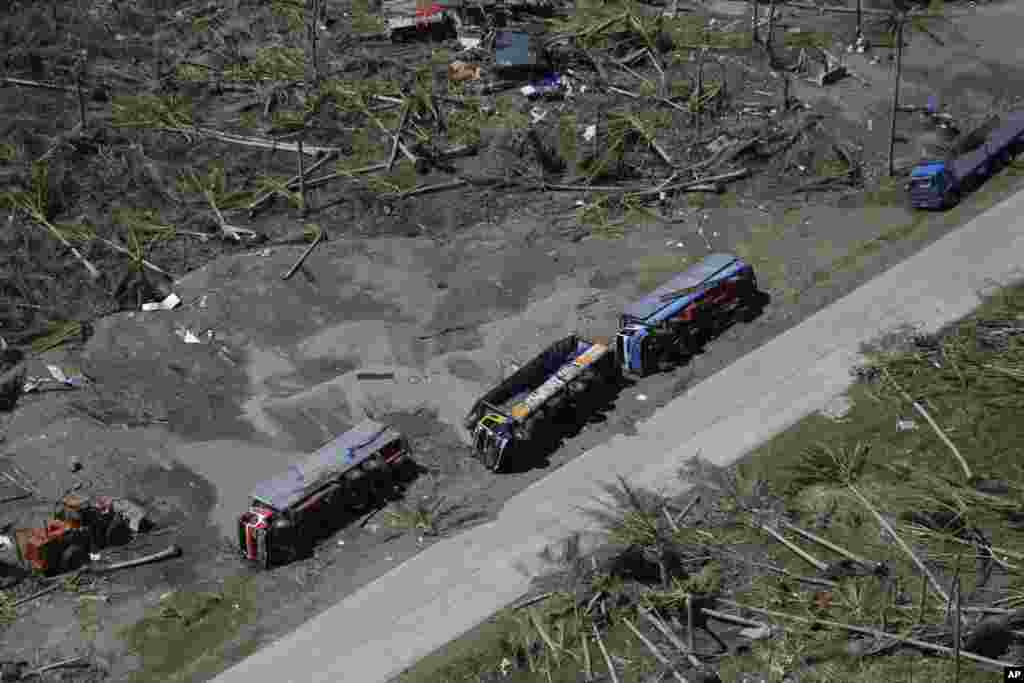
351,0 -> 387,35
178,162 -> 254,210
30,320 -> 86,354
112,95 -> 195,130
783,29 -> 834,50
76,597 -> 101,642
113,207 -> 176,273
634,253 -> 696,291
223,47 -> 305,84
0,142 -> 20,162
119,577 -> 257,683
665,15 -> 752,51
735,219 -> 799,303
0,591 -> 15,626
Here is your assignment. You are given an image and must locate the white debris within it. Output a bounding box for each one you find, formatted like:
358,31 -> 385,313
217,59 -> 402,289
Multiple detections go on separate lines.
583,124 -> 597,142
636,394 -> 648,401
141,292 -> 181,312
897,419 -> 917,432
458,37 -> 481,50
0,536 -> 12,551
337,540 -> 345,546
89,552 -> 102,562
820,395 -> 853,421
176,328 -> 202,344
739,625 -> 775,640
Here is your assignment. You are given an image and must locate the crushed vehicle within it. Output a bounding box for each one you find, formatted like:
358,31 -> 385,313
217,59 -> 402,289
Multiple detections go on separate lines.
3,494 -> 149,575
238,420 -> 410,569
908,110 -> 1024,209
616,253 -> 758,377
464,334 -> 618,471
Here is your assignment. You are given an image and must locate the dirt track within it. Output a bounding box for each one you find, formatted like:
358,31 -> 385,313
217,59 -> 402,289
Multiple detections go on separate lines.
3,0 -> 1024,680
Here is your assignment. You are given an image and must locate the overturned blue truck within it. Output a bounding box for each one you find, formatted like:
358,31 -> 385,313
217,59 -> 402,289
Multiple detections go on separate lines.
908,111 -> 1024,209
616,253 -> 759,377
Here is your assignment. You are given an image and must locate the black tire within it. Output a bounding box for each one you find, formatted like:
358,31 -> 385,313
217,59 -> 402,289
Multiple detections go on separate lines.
105,517 -> 132,548
945,188 -> 961,209
60,544 -> 88,573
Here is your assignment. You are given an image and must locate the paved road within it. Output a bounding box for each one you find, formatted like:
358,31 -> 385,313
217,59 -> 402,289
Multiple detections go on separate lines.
212,191 -> 1024,683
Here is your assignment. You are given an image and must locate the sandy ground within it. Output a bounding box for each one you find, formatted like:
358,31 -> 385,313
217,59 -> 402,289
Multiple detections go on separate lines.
3,0 -> 1024,680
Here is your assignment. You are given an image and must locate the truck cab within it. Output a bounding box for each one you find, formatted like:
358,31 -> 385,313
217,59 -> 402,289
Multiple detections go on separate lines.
908,161 -> 953,209
238,422 -> 409,568
472,413 -> 514,471
617,253 -> 756,376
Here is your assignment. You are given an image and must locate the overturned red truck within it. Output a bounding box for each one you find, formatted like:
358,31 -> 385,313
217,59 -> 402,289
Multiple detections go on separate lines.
238,420 -> 410,568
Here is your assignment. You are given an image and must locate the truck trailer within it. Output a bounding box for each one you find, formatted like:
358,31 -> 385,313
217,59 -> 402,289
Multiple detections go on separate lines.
908,111 -> 1024,209
464,334 -> 618,471
617,253 -> 758,377
238,420 -> 409,568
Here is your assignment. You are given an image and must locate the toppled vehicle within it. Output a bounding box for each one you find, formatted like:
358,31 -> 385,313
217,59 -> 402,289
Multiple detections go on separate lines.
616,253 -> 758,377
908,110 -> 1024,209
238,420 -> 411,569
3,494 -> 150,576
464,335 -> 619,471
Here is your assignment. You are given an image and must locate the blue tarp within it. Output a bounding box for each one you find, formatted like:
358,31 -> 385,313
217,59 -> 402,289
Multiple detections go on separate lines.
623,253 -> 743,322
495,31 -> 538,69
251,419 -> 400,511
911,162 -> 946,178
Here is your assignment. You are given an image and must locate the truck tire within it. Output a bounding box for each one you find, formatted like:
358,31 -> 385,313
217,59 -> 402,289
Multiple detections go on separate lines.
60,544 -> 88,573
945,188 -> 961,209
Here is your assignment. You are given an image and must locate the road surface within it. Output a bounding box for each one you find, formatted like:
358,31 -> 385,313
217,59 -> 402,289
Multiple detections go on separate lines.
212,190 -> 1024,683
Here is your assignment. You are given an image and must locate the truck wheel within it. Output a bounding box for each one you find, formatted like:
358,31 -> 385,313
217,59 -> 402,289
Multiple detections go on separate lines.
61,544 -> 88,573
945,189 -> 961,209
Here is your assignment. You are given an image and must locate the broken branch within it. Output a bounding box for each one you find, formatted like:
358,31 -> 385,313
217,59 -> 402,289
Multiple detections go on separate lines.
849,484 -> 950,604
393,179 -> 468,199
716,598 -> 1017,668
20,656 -> 88,679
755,522 -> 829,572
91,544 -> 181,573
388,102 -> 412,173
248,150 -> 338,216
779,519 -> 875,568
96,236 -> 178,279
203,188 -> 258,242
641,608 -> 703,668
1,77 -> 76,92
592,623 -> 621,683
368,110 -> 418,167
281,224 -> 324,281
621,616 -> 689,683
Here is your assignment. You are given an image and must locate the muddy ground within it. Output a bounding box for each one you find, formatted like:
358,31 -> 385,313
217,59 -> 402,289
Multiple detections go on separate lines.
2,0 -> 1024,680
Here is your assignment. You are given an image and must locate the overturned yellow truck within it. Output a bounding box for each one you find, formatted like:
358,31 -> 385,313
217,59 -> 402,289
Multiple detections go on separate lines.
464,335 -> 619,471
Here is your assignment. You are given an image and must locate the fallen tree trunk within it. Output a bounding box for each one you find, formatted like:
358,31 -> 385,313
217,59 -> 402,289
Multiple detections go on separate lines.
717,598 -> 1020,669
91,545 -> 182,573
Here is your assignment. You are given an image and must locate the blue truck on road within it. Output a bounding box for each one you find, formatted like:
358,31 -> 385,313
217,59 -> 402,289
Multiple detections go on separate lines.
908,111 -> 1024,209
616,253 -> 758,377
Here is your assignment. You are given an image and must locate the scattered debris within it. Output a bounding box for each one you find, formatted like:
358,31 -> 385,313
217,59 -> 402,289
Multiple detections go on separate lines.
22,365 -> 89,394
140,292 -> 181,312
896,418 -> 917,432
175,328 -> 202,344
356,372 -> 396,381
448,60 -> 481,82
